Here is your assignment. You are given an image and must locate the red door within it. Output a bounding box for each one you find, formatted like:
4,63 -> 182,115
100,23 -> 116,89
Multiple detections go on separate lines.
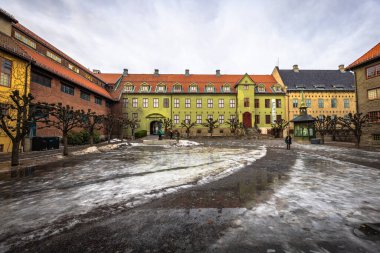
243,112 -> 252,128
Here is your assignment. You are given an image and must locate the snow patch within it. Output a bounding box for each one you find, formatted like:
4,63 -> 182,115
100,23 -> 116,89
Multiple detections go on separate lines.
176,140 -> 202,147
72,146 -> 100,155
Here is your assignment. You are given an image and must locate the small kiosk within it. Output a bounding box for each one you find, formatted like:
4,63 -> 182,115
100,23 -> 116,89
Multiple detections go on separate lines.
290,92 -> 316,142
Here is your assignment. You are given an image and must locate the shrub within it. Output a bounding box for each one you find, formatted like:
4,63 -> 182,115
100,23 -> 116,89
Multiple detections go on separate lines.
67,130 -> 101,145
134,130 -> 147,139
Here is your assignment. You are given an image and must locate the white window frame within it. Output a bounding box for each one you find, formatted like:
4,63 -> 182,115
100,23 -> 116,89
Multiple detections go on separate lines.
218,99 -> 224,108
207,99 -> 213,108
132,98 -> 138,108
174,98 -> 180,108
185,98 -> 191,108
153,98 -> 159,108
219,115 -> 224,124
196,115 -> 202,124
196,99 -> 202,108
174,115 -> 179,124
143,98 -> 148,108
230,99 -> 236,108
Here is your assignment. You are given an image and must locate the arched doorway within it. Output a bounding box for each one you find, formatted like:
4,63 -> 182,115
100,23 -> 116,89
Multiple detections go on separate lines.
150,121 -> 162,135
243,112 -> 252,128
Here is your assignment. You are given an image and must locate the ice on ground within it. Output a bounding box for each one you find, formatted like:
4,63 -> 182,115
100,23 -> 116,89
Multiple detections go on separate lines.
176,140 -> 202,147
0,144 -> 266,251
72,146 -> 101,155
109,138 -> 122,143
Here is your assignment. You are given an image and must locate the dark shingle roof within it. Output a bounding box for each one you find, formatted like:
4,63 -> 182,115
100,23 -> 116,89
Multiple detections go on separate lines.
278,69 -> 355,91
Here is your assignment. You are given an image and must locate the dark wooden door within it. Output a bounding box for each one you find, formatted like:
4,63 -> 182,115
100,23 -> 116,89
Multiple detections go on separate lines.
243,112 -> 252,128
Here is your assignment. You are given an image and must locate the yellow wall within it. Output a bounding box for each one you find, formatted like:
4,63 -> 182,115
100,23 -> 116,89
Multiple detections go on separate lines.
0,51 -> 30,152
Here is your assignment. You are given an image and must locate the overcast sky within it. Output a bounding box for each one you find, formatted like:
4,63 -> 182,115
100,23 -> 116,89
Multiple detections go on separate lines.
2,0 -> 379,74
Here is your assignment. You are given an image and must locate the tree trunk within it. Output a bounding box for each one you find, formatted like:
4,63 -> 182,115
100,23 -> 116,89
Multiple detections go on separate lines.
89,134 -> 94,145
11,140 -> 21,166
119,128 -> 124,142
108,133 -> 111,144
63,134 -> 68,156
321,134 -> 325,144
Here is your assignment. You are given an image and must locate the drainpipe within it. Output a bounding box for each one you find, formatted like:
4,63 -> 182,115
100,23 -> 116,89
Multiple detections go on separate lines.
21,60 -> 32,152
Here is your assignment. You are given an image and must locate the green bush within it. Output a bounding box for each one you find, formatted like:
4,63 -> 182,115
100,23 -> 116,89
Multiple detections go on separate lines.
67,130 -> 101,145
134,130 -> 147,139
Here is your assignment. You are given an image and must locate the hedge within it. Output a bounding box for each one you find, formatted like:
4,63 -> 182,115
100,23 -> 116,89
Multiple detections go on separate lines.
134,130 -> 147,139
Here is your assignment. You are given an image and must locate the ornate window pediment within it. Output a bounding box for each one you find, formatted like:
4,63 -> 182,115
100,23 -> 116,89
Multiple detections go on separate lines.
222,84 -> 231,92
205,83 -> 215,93
189,83 -> 198,92
272,84 -> 283,93
123,82 -> 134,92
172,83 -> 182,92
156,83 -> 167,92
257,84 -> 266,92
139,82 -> 151,92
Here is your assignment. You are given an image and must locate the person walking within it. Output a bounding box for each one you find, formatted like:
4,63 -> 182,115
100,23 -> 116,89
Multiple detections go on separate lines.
285,135 -> 292,150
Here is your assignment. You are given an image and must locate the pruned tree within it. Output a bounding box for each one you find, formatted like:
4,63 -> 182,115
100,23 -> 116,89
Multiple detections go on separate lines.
270,119 -> 289,138
202,118 -> 219,137
128,117 -> 140,140
103,114 -> 120,144
118,117 -> 130,141
338,113 -> 370,148
39,103 -> 84,156
83,109 -> 103,145
162,118 -> 173,133
226,117 -> 240,135
314,115 -> 335,144
0,90 -> 34,166
180,120 -> 197,138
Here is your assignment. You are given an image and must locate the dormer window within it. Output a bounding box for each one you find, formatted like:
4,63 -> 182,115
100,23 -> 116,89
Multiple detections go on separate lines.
14,31 -> 36,49
222,84 -> 231,92
68,63 -> 79,73
272,84 -> 282,92
156,83 -> 166,92
314,85 -> 325,90
123,83 -> 134,92
205,84 -> 215,93
189,84 -> 198,92
47,51 -> 62,63
140,83 -> 151,92
257,84 -> 266,92
172,83 -> 182,92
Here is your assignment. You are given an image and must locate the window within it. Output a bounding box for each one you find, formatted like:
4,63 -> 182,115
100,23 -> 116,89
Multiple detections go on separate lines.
207,99 -> 213,108
31,72 -> 51,88
276,115 -> 282,122
196,115 -> 202,124
254,99 -> 259,108
306,99 -> 311,108
208,115 -> 213,120
230,99 -> 236,108
172,84 -> 182,92
219,115 -> 224,124
106,101 -> 111,108
189,85 -> 198,92
163,98 -> 169,108
244,84 -> 249,90
95,97 -> 102,105
85,73 -> 93,81
80,90 -> 90,101
124,85 -> 134,92
292,99 -> 298,108
205,85 -> 214,92
47,51 -> 62,63
132,98 -> 138,107
174,98 -> 180,108
132,113 -> 138,119
123,98 -> 128,108
223,85 -> 231,92
123,113 -> 128,119
368,88 -> 380,100
255,115 -> 260,124
196,99 -> 202,108
61,83 -> 74,95
143,98 -> 148,108
230,114 -> 236,121
276,99 -> 281,108
374,134 -> 380,141
368,111 -> 380,123
156,85 -> 166,92
265,99 -> 270,108
273,85 -> 282,92
140,85 -> 150,92
68,63 -> 79,73
218,99 -> 224,108
265,115 -> 271,124
153,98 -> 159,108
14,31 -> 36,48
366,64 -> 380,78
244,98 -> 250,107
331,98 -> 337,108
0,103 -> 9,117
185,99 -> 191,108
0,57 -> 11,87
318,99 -> 324,108
174,115 -> 179,124
344,99 -> 349,108
257,84 -> 265,92
185,115 -> 191,124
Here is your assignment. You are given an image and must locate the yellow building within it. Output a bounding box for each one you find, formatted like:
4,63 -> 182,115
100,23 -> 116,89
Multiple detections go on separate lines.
272,65 -> 356,125
0,9 -> 31,152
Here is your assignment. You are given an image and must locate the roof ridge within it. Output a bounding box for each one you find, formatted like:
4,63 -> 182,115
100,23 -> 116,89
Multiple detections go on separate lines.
347,42 -> 380,69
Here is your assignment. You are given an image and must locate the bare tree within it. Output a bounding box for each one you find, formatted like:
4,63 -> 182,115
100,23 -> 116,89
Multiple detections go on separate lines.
0,90 -> 34,166
103,114 -> 120,144
118,117 -> 130,141
314,115 -> 335,144
338,113 -> 370,148
202,118 -> 219,137
83,110 -> 103,145
226,117 -> 240,135
128,117 -> 140,140
270,119 -> 289,138
180,120 -> 197,138
162,118 -> 173,136
38,103 -> 84,156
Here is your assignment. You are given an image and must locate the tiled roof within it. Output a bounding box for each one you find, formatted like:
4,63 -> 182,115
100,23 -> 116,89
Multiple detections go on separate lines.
0,8 -> 18,23
278,69 -> 355,91
116,74 -> 280,94
94,73 -> 121,84
13,23 -> 104,84
0,32 -> 31,61
18,42 -> 113,100
347,43 -> 380,70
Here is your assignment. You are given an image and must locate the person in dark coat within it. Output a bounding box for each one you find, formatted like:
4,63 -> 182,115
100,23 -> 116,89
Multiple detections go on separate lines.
169,129 -> 173,139
285,135 -> 292,150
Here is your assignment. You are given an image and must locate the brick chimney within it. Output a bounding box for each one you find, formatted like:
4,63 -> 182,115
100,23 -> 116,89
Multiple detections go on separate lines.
293,64 -> 299,72
154,69 -> 159,76
93,69 -> 101,74
185,69 -> 190,76
216,69 -> 221,76
122,69 -> 128,76
338,64 -> 345,73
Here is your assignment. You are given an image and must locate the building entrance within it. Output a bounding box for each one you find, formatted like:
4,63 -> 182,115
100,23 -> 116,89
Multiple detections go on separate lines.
243,112 -> 252,128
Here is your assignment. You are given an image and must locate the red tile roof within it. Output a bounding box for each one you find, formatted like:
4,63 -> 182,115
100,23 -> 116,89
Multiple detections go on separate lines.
0,32 -> 31,61
13,23 -> 104,84
18,43 -> 113,100
113,74 -> 279,95
94,73 -> 121,84
347,43 -> 380,70
0,8 -> 18,23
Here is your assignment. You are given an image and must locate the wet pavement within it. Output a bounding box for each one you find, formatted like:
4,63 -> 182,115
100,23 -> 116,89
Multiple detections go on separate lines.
0,138 -> 379,252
